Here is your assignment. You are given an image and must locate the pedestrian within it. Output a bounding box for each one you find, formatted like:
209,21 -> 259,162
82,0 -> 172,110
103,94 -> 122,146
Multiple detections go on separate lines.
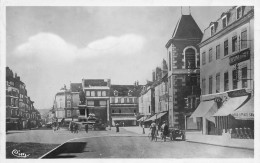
74,123 -> 78,133
69,122 -> 73,133
85,124 -> 88,133
163,121 -> 169,142
116,122 -> 119,132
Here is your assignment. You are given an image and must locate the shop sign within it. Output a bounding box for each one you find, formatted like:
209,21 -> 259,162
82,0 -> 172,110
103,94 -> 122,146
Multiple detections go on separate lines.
231,112 -> 254,119
227,89 -> 249,97
229,49 -> 250,65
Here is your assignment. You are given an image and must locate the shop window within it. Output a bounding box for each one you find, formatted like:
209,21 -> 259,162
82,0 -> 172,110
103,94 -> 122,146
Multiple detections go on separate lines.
99,100 -> 107,106
242,67 -> 248,88
216,45 -> 220,60
224,72 -> 229,91
209,76 -> 213,94
224,40 -> 228,56
216,73 -> 220,93
209,48 -> 212,63
232,69 -> 238,89
202,52 -> 206,65
241,30 -> 247,49
232,36 -> 237,52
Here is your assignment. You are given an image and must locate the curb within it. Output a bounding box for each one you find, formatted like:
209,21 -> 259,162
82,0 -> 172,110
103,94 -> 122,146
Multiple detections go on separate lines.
185,140 -> 254,150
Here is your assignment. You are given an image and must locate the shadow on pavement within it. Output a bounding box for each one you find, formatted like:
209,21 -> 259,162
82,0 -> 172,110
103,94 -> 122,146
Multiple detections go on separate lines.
41,142 -> 87,158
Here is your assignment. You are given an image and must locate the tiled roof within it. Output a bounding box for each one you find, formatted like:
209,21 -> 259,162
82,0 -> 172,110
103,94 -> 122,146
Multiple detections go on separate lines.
110,85 -> 143,97
172,15 -> 203,39
70,83 -> 82,92
83,79 -> 108,87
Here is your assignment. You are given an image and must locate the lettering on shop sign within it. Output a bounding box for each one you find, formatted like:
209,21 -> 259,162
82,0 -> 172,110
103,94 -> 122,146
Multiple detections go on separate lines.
229,49 -> 250,65
227,89 -> 249,97
232,112 -> 254,118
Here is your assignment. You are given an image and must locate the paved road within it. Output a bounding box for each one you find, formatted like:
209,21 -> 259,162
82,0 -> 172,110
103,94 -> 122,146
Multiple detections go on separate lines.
44,136 -> 253,158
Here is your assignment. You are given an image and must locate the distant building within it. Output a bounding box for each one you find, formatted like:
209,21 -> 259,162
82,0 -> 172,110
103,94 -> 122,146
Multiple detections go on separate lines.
109,83 -> 142,126
192,6 -> 254,135
80,79 -> 111,125
165,14 -> 203,129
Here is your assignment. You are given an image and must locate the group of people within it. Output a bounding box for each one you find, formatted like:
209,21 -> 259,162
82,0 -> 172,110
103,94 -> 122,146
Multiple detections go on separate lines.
150,120 -> 169,142
68,122 -> 79,133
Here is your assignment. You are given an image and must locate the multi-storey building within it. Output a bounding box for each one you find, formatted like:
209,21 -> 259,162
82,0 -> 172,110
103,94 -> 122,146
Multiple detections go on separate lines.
109,83 -> 141,126
6,67 -> 40,130
192,6 -> 254,136
165,14 -> 203,129
80,79 -> 111,125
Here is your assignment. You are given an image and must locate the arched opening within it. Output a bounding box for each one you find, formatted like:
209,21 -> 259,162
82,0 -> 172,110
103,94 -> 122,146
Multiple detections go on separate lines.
185,48 -> 196,69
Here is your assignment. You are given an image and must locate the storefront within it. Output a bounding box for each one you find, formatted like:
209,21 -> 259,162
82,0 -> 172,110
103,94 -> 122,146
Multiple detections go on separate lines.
111,117 -> 136,126
191,89 -> 253,136
144,111 -> 168,127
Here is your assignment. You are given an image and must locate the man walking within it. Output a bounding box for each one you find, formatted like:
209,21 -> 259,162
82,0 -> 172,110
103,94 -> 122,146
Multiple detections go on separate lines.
162,121 -> 169,142
85,124 -> 88,133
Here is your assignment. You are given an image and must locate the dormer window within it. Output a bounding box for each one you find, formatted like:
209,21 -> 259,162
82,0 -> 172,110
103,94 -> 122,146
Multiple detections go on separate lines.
210,25 -> 215,36
236,6 -> 243,19
222,16 -> 227,28
128,90 -> 133,96
114,90 -> 118,96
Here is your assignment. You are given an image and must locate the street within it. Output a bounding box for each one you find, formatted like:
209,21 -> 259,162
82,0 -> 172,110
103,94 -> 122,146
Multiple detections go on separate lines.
6,127 -> 253,158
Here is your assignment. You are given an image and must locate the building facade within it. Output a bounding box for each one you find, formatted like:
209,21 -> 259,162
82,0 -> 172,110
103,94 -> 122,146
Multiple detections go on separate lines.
80,79 -> 111,125
192,6 -> 254,136
166,14 -> 203,129
6,67 -> 41,130
109,83 -> 141,126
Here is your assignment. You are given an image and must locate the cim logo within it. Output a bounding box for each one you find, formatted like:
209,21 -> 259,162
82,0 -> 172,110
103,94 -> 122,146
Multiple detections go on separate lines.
11,149 -> 30,158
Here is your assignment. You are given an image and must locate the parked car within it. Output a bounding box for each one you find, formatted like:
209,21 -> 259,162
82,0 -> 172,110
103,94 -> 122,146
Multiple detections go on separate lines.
170,128 -> 185,141
45,122 -> 53,128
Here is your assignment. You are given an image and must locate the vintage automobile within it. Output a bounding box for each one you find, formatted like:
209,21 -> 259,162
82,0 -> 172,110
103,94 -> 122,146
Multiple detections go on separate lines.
82,116 -> 106,130
170,128 -> 185,141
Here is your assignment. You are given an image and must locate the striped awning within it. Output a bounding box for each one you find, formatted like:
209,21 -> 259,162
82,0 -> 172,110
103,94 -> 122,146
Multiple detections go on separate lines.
231,97 -> 254,120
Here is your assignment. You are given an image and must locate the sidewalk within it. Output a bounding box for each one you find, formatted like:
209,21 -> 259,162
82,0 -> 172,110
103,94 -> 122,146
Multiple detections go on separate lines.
122,126 -> 254,150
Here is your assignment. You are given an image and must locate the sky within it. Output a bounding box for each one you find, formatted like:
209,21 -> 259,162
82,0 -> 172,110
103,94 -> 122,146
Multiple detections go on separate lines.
6,6 -> 232,109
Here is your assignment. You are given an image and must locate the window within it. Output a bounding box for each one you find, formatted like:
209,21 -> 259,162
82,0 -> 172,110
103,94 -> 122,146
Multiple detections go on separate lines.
67,110 -> 71,117
224,40 -> 228,56
102,91 -> 106,96
112,110 -> 115,113
185,48 -> 196,68
237,7 -> 242,19
222,16 -> 227,28
111,98 -> 115,103
129,98 -> 133,103
232,36 -> 237,52
224,72 -> 229,91
210,25 -> 215,36
119,109 -> 121,113
209,48 -> 213,62
149,106 -> 151,113
202,78 -> 206,95
242,67 -> 248,88
241,30 -> 247,49
124,98 -> 127,103
202,52 -> 206,65
114,90 -> 118,96
87,101 -> 94,106
134,98 -> 137,103
169,51 -> 171,71
99,101 -> 107,106
216,45 -> 220,60
118,98 -> 121,103
97,91 -> 101,97
67,101 -> 71,108
90,91 -> 95,97
169,77 -> 171,88
216,73 -> 220,93
232,69 -> 238,89
209,76 -> 213,94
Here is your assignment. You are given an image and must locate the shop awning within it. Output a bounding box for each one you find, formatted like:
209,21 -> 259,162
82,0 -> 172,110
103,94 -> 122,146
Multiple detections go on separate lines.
190,100 -> 216,118
144,112 -> 167,122
213,95 -> 248,117
112,117 -> 136,121
137,117 -> 146,121
231,97 -> 254,120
